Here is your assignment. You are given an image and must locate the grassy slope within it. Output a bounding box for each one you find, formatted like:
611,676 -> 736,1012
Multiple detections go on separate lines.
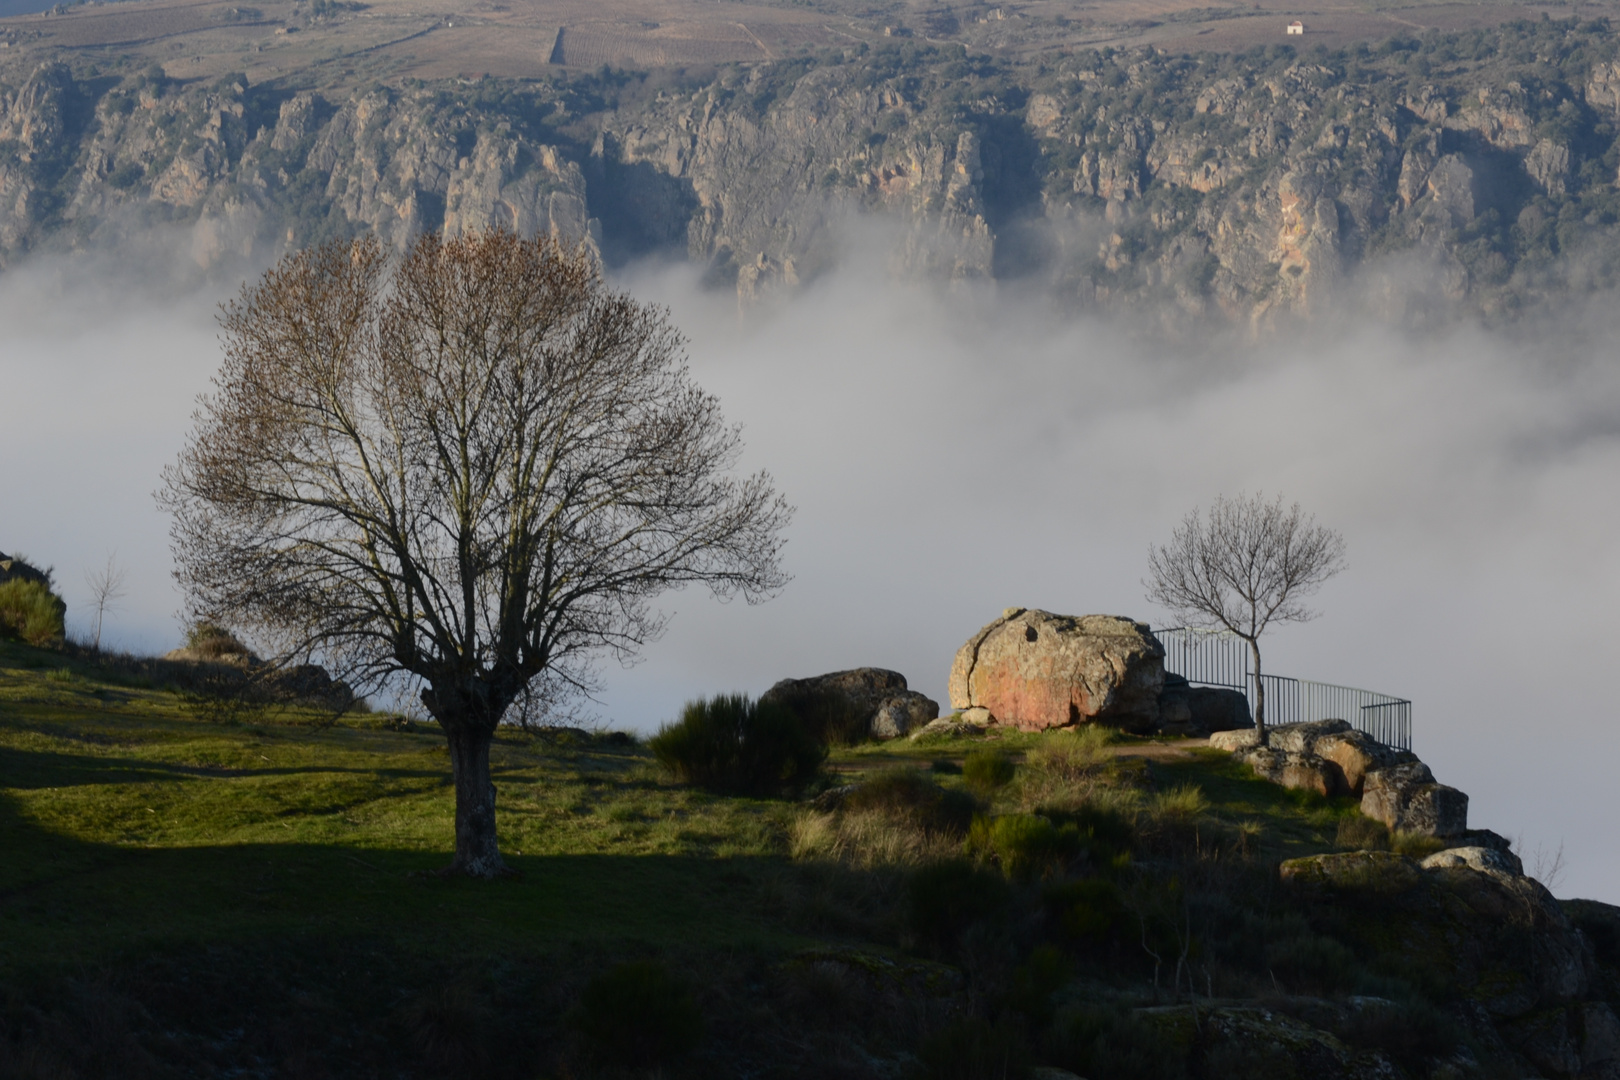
0,637 -> 1364,967
0,639 -> 826,970
0,637 -> 1391,1076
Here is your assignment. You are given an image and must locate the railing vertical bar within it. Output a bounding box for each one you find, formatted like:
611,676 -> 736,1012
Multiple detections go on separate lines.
1154,626 -> 1411,751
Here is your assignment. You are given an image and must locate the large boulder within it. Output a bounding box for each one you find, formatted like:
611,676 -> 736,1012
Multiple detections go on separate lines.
1235,745 -> 1345,796
1188,686 -> 1251,733
1156,673 -> 1194,734
760,668 -> 938,741
1209,728 -> 1262,751
0,552 -> 50,588
1268,718 -> 1352,754
1314,728 -> 1412,796
948,608 -> 1164,732
1422,845 -> 1525,877
1362,762 -> 1468,837
1157,675 -> 1252,736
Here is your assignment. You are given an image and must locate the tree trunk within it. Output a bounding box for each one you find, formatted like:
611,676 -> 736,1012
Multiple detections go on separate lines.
1249,637 -> 1267,746
444,721 -> 509,877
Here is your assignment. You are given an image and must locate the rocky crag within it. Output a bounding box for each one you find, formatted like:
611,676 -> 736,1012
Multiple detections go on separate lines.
7,19 -> 1620,325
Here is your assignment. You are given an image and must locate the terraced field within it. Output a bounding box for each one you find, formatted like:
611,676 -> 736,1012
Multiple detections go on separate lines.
1,0 -> 1601,90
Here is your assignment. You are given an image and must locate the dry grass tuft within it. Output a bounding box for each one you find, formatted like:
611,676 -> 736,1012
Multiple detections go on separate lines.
789,810 -> 964,868
1013,726 -> 1116,812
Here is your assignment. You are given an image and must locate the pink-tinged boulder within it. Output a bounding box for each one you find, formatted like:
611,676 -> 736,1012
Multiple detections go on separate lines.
948,608 -> 1164,732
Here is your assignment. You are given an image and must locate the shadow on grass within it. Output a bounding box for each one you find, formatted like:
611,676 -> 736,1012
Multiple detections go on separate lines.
0,743 -> 448,788
0,776 -> 798,969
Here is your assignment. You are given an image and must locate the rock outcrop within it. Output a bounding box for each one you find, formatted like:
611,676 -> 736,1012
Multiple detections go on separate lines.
948,609 -> 1164,732
1361,761 -> 1469,838
1213,719 -> 1468,836
0,551 -> 50,588
1157,674 -> 1251,737
1279,847 -> 1599,1068
760,667 -> 938,741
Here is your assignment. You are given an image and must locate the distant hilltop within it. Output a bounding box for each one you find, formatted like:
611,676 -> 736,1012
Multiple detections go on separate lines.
5,17 -> 1620,326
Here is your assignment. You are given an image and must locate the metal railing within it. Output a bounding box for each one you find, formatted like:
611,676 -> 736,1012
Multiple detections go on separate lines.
1155,627 -> 1412,750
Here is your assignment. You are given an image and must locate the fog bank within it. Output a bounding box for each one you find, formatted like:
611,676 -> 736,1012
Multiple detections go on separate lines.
1,242 -> 1617,900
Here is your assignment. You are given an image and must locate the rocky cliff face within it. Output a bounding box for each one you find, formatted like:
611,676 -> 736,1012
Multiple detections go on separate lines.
6,18 -> 1620,325
0,63 -> 593,269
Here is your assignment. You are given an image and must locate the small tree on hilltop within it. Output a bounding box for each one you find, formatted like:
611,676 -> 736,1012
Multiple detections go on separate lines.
1145,493 -> 1346,746
84,553 -> 128,655
160,230 -> 792,877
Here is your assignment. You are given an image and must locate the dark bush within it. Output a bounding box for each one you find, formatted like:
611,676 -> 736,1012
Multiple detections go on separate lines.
913,1017 -> 1032,1080
843,767 -> 977,835
1265,932 -> 1360,993
1047,803 -> 1135,864
649,693 -> 825,796
1050,1002 -> 1189,1080
969,814 -> 1083,880
572,961 -> 702,1069
1044,876 -> 1127,940
0,579 -> 66,648
908,859 -> 1010,947
767,685 -> 871,746
962,748 -> 1016,793
399,981 -> 490,1077
1008,943 -> 1069,1024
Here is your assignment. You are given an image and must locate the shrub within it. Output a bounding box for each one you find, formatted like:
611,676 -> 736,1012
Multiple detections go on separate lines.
768,685 -> 871,746
1046,802 -> 1135,864
649,694 -> 824,796
843,768 -> 977,835
0,579 -> 66,648
1051,1003 -> 1188,1080
1147,784 -> 1208,823
399,981 -> 490,1076
572,961 -> 702,1069
1265,931 -> 1360,993
1044,876 -> 1128,940
790,807 -> 965,867
792,770 -> 977,867
1017,726 -> 1115,809
1336,814 -> 1390,850
1008,943 -> 1070,1024
183,621 -> 253,660
914,1017 -> 1033,1080
908,859 -> 1010,947
969,813 -> 1082,880
962,748 -> 1016,793
1027,725 -> 1114,778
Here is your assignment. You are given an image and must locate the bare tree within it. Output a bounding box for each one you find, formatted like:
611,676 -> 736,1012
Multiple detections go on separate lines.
83,552 -> 127,654
1144,493 -> 1345,745
159,230 -> 792,877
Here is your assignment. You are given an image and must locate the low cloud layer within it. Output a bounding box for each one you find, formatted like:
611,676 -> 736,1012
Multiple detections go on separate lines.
2,236 -> 1617,900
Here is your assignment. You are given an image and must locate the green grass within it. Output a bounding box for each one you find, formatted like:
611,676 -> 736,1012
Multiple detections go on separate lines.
0,639 -> 1409,1076
0,641 -> 1367,969
0,639 -> 815,974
